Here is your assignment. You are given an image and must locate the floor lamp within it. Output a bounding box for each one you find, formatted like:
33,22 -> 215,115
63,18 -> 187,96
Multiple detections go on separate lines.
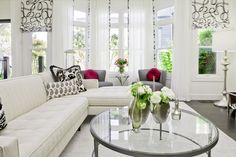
212,30 -> 236,107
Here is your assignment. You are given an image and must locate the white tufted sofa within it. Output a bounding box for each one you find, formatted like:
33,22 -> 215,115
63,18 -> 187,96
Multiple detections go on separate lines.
0,72 -> 131,157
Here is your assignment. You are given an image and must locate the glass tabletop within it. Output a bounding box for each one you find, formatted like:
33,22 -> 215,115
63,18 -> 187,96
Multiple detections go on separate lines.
90,105 -> 219,157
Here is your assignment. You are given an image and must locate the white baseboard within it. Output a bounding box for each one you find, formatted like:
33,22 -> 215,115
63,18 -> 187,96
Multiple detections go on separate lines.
190,94 -> 222,100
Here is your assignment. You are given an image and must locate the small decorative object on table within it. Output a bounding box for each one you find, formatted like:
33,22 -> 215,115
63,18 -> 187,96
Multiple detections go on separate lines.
150,87 -> 175,140
172,98 -> 181,120
115,58 -> 128,74
129,82 -> 152,132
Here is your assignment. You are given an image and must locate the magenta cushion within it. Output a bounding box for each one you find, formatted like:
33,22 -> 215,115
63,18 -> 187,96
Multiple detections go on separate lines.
147,68 -> 161,81
84,69 -> 99,79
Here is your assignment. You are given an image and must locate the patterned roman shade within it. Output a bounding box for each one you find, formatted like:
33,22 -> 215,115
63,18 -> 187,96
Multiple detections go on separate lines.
192,0 -> 230,29
20,0 -> 53,32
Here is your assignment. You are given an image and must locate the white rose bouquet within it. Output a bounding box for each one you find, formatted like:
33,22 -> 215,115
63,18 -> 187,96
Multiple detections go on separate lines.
150,87 -> 175,105
130,82 -> 152,110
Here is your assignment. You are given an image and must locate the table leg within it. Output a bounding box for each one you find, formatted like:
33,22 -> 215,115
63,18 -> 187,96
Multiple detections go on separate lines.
94,139 -> 99,157
160,123 -> 162,140
207,150 -> 211,157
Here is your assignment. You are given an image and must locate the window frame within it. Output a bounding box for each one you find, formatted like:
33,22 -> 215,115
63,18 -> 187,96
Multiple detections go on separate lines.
155,7 -> 174,71
191,29 -> 223,82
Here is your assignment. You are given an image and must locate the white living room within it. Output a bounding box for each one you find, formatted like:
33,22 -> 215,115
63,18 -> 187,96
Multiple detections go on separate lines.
0,0 -> 236,157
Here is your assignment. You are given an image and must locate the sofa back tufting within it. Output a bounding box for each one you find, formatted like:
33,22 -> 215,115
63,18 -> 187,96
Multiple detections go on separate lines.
0,75 -> 47,122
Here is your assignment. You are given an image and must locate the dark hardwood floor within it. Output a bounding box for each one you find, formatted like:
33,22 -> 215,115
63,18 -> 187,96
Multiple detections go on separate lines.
187,101 -> 236,141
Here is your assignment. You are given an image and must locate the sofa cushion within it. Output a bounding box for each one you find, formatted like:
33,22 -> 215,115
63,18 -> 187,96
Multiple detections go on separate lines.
0,96 -> 88,157
0,75 -> 47,122
98,82 -> 113,87
46,79 -> 79,100
147,68 -> 161,81
84,69 -> 99,79
72,86 -> 132,106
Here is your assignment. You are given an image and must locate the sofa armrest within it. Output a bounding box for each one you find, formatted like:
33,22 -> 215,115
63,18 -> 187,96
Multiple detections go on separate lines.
83,79 -> 99,89
0,136 -> 19,157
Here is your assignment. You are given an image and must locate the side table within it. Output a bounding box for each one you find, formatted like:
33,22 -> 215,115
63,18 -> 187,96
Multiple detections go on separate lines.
115,74 -> 129,86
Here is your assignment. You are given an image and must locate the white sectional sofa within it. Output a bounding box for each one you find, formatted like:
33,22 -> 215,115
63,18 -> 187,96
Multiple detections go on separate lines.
0,72 -> 132,157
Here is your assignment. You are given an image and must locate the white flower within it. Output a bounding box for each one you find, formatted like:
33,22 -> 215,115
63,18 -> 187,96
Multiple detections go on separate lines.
144,85 -> 152,94
161,87 -> 175,100
137,86 -> 145,95
137,82 -> 143,86
150,91 -> 161,104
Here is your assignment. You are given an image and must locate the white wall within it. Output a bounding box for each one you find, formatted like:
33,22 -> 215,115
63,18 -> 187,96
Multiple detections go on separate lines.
0,0 -> 10,19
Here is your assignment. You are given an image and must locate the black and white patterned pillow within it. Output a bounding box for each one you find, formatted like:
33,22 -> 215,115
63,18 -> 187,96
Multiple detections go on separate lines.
46,79 -> 79,100
0,98 -> 7,130
50,65 -> 86,92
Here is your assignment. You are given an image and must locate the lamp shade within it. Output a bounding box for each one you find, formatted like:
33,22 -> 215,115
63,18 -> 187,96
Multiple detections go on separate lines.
64,49 -> 76,54
212,30 -> 236,53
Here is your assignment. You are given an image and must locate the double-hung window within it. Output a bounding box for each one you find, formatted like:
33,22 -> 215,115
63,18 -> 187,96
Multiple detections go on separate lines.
197,29 -> 216,75
155,6 -> 174,73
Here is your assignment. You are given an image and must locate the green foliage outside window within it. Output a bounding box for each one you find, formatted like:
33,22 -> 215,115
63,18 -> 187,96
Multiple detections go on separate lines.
199,29 -> 212,46
199,48 -> 216,74
160,49 -> 172,73
73,27 -> 85,49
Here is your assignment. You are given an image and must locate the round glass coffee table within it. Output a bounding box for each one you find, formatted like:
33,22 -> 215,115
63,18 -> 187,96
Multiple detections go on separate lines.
90,107 -> 219,157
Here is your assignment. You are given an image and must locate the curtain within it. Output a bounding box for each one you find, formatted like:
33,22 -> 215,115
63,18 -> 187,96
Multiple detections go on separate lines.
89,0 -> 109,70
171,0 -> 192,101
128,0 -> 153,83
11,0 -> 32,76
49,0 -> 73,68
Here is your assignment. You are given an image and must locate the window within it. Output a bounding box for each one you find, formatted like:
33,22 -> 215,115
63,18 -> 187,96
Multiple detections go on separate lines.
32,32 -> 47,74
73,26 -> 86,70
198,29 -> 216,75
0,21 -> 11,79
155,7 -> 174,73
109,12 -> 128,72
73,10 -> 87,70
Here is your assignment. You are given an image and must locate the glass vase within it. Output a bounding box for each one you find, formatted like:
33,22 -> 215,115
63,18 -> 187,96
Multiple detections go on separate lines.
119,66 -> 125,74
151,103 -> 170,124
129,97 -> 150,132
